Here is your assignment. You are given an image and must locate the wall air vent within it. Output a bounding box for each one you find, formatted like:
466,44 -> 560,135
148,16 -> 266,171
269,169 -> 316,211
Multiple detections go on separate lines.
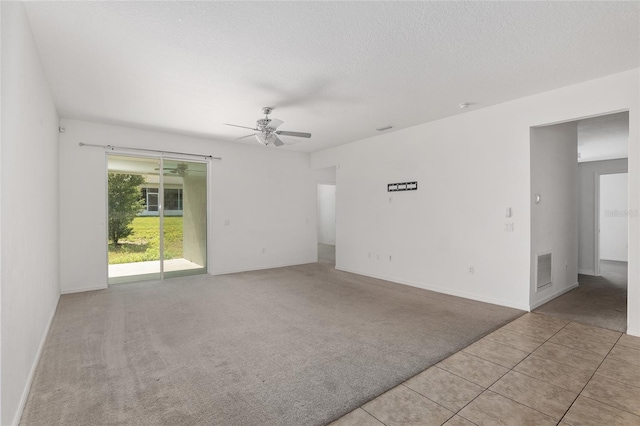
536,252 -> 552,290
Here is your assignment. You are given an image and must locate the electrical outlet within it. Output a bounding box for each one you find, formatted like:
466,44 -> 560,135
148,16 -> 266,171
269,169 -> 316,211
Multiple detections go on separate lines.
468,266 -> 475,274
388,255 -> 392,261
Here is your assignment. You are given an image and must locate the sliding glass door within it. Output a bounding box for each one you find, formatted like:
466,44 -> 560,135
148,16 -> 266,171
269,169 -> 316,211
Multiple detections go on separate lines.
107,155 -> 207,284
162,159 -> 207,278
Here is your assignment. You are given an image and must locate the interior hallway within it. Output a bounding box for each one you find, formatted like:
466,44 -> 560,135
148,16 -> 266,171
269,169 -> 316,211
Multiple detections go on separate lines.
535,261 -> 628,332
318,243 -> 336,266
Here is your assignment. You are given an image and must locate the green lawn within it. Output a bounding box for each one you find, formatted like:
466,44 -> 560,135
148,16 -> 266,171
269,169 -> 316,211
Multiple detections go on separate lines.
108,216 -> 183,264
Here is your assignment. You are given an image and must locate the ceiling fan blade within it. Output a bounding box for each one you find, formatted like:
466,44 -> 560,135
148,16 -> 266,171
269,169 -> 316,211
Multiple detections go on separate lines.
235,133 -> 256,140
224,123 -> 259,131
273,136 -> 285,147
266,118 -> 283,130
276,130 -> 312,138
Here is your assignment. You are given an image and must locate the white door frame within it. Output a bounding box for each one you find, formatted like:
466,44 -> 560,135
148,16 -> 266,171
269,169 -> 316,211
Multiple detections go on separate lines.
106,152 -> 211,283
594,169 -> 628,276
316,180 -> 337,261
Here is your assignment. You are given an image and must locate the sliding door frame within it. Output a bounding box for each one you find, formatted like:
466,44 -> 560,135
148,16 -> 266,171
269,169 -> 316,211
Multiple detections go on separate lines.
105,151 -> 211,283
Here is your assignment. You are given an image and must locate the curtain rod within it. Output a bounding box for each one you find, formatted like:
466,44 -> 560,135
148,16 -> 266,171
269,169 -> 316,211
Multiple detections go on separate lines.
79,142 -> 221,160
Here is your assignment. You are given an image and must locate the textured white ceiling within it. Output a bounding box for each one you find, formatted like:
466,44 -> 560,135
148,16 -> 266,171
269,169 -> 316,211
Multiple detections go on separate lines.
24,1 -> 640,152
578,112 -> 629,163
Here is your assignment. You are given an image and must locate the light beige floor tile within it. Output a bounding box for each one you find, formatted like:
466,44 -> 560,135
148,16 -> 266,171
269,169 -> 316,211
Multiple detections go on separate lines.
549,328 -> 616,357
462,338 -> 528,368
362,385 -> 454,426
563,396 -> 640,426
609,344 -> 640,367
596,356 -> 640,388
531,341 -> 604,371
484,328 -> 545,353
329,408 -> 384,426
501,321 -> 559,341
489,370 -> 577,420
458,390 -> 556,426
503,313 -> 568,340
443,415 -> 477,426
563,321 -> 621,343
437,352 -> 509,388
618,333 -> 640,350
516,312 -> 570,329
404,366 -> 484,412
582,374 -> 640,416
514,354 -> 593,393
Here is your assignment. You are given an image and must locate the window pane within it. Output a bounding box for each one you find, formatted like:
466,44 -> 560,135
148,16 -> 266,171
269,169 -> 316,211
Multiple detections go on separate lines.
165,189 -> 180,211
148,193 -> 158,211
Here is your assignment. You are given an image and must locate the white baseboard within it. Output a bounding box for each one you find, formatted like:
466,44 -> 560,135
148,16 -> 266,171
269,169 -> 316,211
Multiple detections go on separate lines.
578,269 -> 597,276
627,327 -> 640,337
211,259 -> 316,276
12,295 -> 60,426
335,267 -> 530,311
61,284 -> 107,294
529,282 -> 579,310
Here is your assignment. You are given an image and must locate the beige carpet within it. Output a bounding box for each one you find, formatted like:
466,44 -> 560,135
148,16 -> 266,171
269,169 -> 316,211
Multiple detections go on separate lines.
535,260 -> 627,332
21,262 -> 522,426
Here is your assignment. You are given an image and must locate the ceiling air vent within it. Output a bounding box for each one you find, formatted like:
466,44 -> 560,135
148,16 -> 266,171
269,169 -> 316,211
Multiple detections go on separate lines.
536,252 -> 552,291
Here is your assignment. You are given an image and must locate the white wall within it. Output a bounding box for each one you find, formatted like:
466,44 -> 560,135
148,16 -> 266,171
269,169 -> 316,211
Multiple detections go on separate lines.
1,3 -> 60,425
600,173 -> 628,261
530,123 -> 578,308
317,184 -> 336,245
311,69 -> 639,334
59,119 -> 325,292
578,159 -> 628,274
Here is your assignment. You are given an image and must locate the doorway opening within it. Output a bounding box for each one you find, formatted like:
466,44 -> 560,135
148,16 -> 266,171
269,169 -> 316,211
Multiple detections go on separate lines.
598,172 -> 628,275
531,111 -> 629,332
317,183 -> 336,266
107,154 -> 208,284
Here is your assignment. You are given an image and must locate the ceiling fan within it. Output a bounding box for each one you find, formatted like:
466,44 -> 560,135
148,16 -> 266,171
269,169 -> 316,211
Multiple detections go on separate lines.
224,107 -> 311,147
155,163 -> 204,176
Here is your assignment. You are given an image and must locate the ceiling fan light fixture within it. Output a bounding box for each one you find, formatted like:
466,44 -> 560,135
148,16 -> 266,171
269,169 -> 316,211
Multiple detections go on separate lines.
225,107 -> 311,148
255,132 -> 277,146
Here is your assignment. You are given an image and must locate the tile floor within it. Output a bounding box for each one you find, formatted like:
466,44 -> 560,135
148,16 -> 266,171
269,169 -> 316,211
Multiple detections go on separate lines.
330,313 -> 640,425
